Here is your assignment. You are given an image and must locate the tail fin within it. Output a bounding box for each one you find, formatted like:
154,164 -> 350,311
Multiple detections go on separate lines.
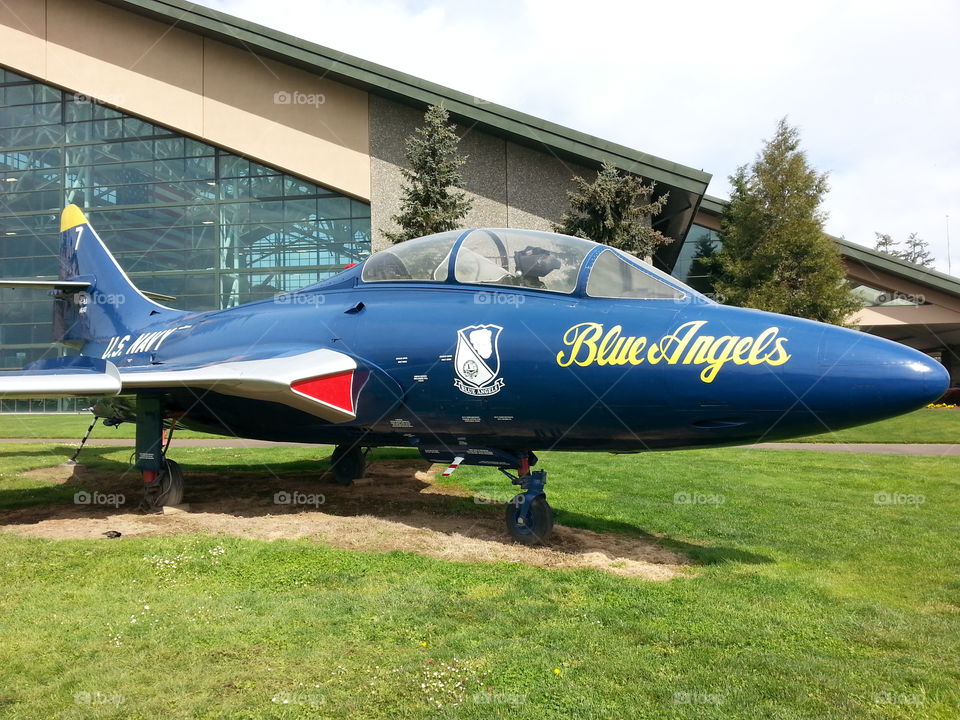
55,205 -> 184,348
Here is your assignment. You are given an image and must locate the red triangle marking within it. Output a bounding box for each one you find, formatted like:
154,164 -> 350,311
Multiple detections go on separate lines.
291,370 -> 354,413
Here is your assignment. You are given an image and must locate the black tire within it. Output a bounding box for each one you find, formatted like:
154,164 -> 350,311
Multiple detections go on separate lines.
505,494 -> 554,545
330,444 -> 365,486
154,458 -> 184,507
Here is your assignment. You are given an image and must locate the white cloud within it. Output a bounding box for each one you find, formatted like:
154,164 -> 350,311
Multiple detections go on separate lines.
199,0 -> 960,273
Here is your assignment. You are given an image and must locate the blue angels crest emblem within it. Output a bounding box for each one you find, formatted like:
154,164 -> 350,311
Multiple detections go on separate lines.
454,324 -> 505,396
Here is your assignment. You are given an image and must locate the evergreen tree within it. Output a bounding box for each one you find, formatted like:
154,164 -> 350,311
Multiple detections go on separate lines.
874,232 -> 897,255
554,161 -> 671,257
872,231 -> 935,267
384,104 -> 472,243
900,232 -> 935,267
708,118 -> 861,325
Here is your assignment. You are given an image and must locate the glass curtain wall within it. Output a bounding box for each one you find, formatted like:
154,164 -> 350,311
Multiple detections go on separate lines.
0,68 -> 371,411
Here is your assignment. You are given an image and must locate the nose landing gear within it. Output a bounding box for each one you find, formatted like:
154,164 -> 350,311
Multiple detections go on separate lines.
502,455 -> 554,545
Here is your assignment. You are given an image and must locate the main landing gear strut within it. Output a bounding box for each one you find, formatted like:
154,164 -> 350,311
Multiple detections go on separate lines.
501,453 -> 554,545
329,443 -> 368,486
135,394 -> 184,511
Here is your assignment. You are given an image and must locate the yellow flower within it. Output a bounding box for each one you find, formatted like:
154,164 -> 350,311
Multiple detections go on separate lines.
553,668 -> 561,675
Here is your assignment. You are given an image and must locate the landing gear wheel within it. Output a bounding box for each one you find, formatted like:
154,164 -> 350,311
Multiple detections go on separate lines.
143,459 -> 184,509
330,444 -> 365,486
505,494 -> 554,545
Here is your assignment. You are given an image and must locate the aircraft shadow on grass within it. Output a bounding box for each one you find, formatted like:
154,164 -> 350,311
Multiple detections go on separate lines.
0,445 -> 772,567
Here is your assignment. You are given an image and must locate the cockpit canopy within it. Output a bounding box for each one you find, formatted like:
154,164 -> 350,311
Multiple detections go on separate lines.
360,228 -> 697,301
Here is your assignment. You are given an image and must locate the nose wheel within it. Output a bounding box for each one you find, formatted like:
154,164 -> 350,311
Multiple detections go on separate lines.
502,462 -> 554,545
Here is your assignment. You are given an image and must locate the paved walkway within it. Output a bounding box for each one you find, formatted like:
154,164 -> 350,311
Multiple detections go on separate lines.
0,438 -> 956,456
0,437 -> 317,448
747,442 -> 960,456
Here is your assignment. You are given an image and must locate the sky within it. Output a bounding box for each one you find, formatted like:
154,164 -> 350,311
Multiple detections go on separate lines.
200,0 -> 960,274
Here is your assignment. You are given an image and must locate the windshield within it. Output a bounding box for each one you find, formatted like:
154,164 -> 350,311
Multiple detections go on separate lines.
361,231 -> 460,282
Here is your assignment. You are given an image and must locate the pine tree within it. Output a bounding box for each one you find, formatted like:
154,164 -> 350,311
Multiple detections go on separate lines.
874,232 -> 897,255
900,232 -> 935,267
554,161 -> 671,257
708,118 -> 861,325
384,104 -> 472,243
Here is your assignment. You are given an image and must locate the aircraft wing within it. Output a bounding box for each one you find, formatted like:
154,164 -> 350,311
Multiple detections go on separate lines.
0,348 -> 360,423
119,348 -> 358,422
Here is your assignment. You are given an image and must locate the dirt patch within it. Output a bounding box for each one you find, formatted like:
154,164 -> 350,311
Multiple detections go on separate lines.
2,459 -> 690,580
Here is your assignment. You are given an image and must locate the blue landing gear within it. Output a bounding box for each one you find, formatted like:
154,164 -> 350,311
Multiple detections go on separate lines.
503,465 -> 554,546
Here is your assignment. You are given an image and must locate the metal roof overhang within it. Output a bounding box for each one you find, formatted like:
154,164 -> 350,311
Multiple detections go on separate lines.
100,0 -> 711,240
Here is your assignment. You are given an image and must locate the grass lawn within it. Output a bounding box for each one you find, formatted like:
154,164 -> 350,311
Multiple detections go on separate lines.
0,443 -> 957,718
791,407 -> 960,444
0,413 -> 227,440
2,407 -> 959,444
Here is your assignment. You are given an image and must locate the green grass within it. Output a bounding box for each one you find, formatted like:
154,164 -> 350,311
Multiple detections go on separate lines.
2,407 -> 958,443
0,443 -> 957,718
0,413 -> 227,439
792,407 -> 960,444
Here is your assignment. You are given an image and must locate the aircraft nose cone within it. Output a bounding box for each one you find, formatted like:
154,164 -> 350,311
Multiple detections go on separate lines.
816,329 -> 949,419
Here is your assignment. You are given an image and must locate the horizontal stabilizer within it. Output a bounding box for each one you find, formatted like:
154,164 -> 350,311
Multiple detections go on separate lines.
0,356 -> 121,398
0,278 -> 175,302
0,279 -> 91,292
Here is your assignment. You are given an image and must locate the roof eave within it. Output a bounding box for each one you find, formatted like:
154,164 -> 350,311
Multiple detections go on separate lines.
101,0 -> 710,195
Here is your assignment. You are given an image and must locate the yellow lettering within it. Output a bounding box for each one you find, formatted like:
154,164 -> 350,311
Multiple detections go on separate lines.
627,337 -> 647,364
732,336 -> 754,364
557,322 -> 603,367
747,327 -> 778,365
765,337 -> 792,366
556,320 -> 792,382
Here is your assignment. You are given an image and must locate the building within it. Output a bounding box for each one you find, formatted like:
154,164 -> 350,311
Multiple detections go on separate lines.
0,0 -> 956,411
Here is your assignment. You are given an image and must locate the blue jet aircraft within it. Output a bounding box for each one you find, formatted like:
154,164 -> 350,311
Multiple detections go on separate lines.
0,206 -> 949,543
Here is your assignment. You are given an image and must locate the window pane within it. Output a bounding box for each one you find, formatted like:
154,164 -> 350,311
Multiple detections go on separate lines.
587,249 -> 684,300
455,229 -> 590,293
0,71 -> 371,389
362,232 -> 461,282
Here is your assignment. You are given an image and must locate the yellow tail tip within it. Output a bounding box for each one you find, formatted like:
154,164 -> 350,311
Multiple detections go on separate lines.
60,204 -> 88,232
